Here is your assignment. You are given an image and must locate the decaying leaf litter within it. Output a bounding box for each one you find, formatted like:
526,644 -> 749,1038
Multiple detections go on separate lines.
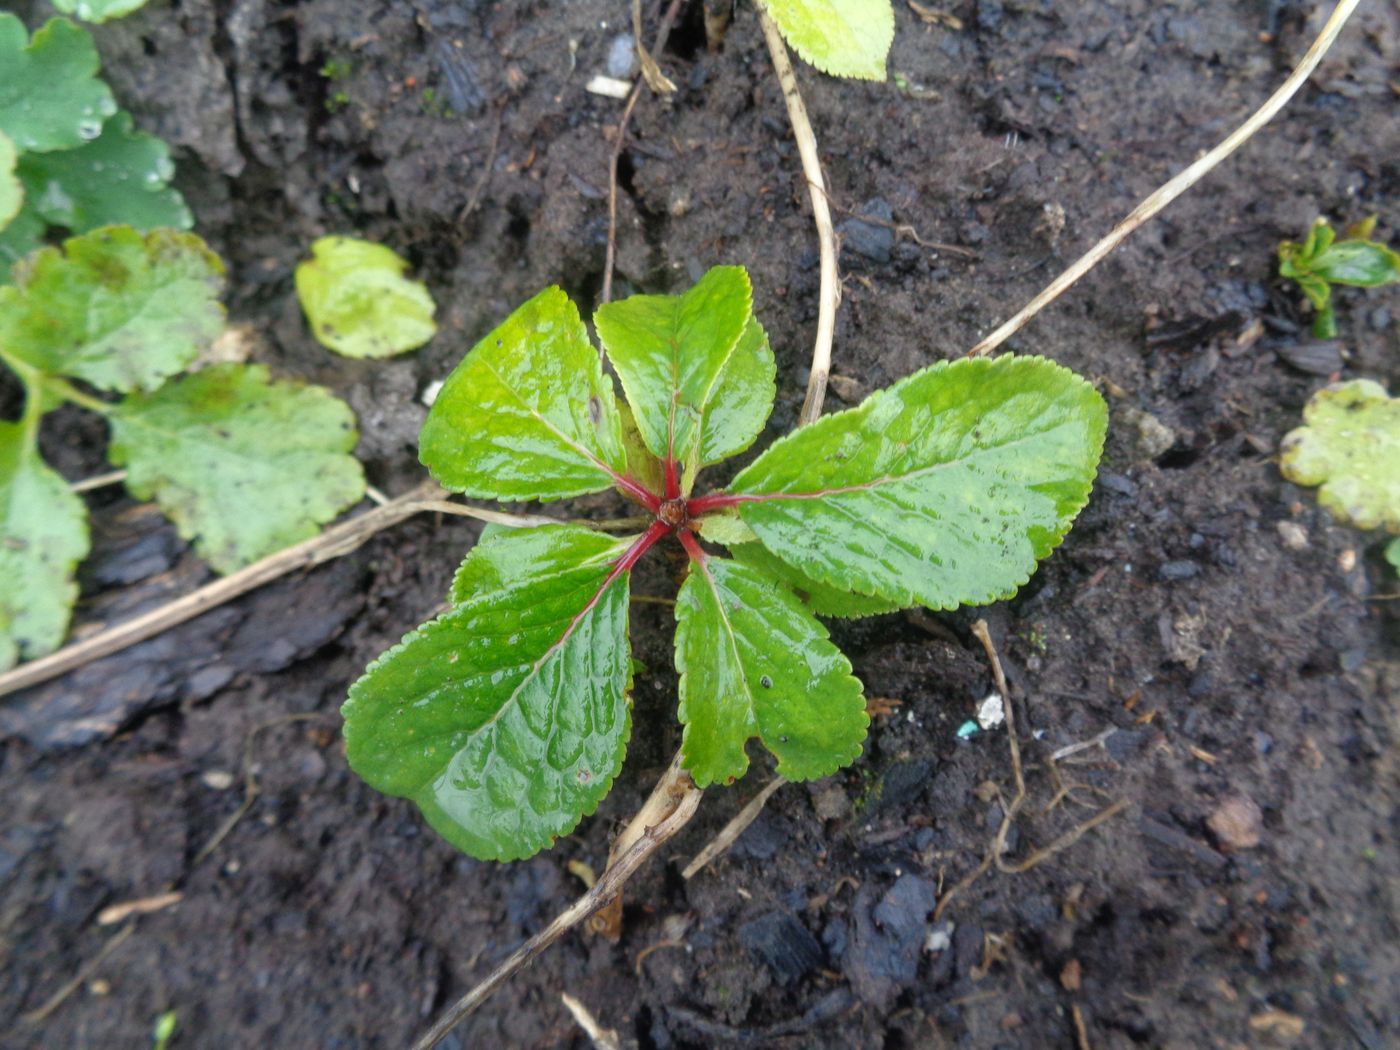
2,1 -> 1398,1048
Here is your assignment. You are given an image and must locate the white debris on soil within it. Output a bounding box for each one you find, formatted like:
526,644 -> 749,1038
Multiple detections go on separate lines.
924,922 -> 955,954
976,691 -> 1005,730
201,770 -> 235,790
420,379 -> 444,407
585,74 -> 633,99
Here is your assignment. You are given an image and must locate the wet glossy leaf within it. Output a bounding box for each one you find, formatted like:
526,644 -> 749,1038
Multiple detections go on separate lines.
675,555 -> 867,786
694,316 -> 776,467
51,0 -> 153,24
0,206 -> 44,272
761,0 -> 894,80
728,355 -> 1107,609
295,236 -> 437,358
0,419 -> 89,670
16,111 -> 190,233
1280,379 -> 1400,532
108,363 -> 365,572
343,525 -> 634,860
0,130 -> 19,231
729,541 -> 900,618
593,266 -> 753,472
0,226 -> 224,392
1309,240 -> 1400,288
0,15 -> 115,153
420,286 -> 628,501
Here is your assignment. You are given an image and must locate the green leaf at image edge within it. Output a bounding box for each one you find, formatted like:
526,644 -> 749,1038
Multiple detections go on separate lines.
343,525 -> 635,861
760,0 -> 895,81
729,354 -> 1108,610
0,226 -> 224,392
0,420 -> 90,670
420,286 -> 629,501
0,130 -> 19,231
0,15 -> 115,153
295,236 -> 437,359
676,555 -> 868,787
1279,379 -> 1400,532
108,363 -> 365,573
51,0 -> 153,25
1385,537 -> 1400,575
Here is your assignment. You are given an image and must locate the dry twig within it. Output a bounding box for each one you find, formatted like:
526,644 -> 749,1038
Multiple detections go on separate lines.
756,6 -> 840,425
966,0 -> 1364,358
682,776 -> 784,879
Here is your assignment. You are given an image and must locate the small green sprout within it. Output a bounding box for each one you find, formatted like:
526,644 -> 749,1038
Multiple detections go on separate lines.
152,1009 -> 177,1050
1278,217 -> 1400,339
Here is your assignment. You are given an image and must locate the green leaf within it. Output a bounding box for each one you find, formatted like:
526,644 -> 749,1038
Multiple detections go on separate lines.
619,401 -> 665,496
0,130 -> 19,232
760,0 -> 895,81
675,555 -> 867,786
1310,241 -> 1400,288
1385,537 -> 1400,575
694,316 -> 776,467
1280,379 -> 1400,532
294,236 -> 437,358
51,0 -> 153,24
727,355 -> 1107,609
729,541 -> 901,618
16,111 -> 191,233
0,419 -> 90,670
0,226 -> 224,392
593,266 -> 753,472
420,286 -> 629,501
0,15 -> 115,153
108,363 -> 365,573
0,206 -> 44,273
342,525 -> 634,860
694,509 -> 758,547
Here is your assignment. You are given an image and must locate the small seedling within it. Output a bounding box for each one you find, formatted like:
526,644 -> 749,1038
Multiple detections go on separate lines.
52,0 -> 152,24
342,266 -> 1106,861
151,1009 -> 177,1050
1281,378 -> 1400,572
1278,216 -> 1400,338
0,15 -> 190,272
761,0 -> 895,80
0,226 -> 366,671
295,236 -> 437,358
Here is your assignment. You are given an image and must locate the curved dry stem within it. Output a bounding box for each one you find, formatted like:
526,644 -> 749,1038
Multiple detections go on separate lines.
756,5 -> 840,426
966,0 -> 1364,358
411,753 -> 701,1050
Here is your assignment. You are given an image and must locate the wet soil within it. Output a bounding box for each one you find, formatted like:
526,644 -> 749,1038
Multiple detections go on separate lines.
3,1 -> 1399,1048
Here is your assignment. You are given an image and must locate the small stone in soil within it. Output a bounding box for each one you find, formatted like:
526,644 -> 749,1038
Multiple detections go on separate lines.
737,910 -> 824,985
1276,521 -> 1308,551
838,199 -> 895,264
1207,794 -> 1263,851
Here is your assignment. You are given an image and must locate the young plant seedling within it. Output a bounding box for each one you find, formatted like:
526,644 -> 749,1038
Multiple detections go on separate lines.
0,14 -> 190,271
0,225 -> 366,671
295,236 -> 437,358
1278,216 -> 1400,339
342,266 -> 1107,862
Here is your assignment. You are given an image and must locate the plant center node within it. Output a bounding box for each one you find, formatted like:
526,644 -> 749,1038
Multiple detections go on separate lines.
658,498 -> 688,528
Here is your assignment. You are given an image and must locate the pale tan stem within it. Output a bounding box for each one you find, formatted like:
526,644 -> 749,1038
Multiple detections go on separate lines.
411,753 -> 701,1050
757,4 -> 839,426
966,0 -> 1364,358
682,776 -> 784,879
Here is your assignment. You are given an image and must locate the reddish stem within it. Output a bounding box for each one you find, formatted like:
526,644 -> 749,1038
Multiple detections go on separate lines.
613,471 -> 663,514
677,528 -> 707,565
687,492 -> 750,516
617,519 -> 672,574
663,458 -> 680,502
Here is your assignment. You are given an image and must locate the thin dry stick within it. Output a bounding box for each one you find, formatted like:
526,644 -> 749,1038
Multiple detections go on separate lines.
561,992 -> 624,1050
756,5 -> 839,426
966,0 -> 1363,358
0,483 -> 590,699
682,775 -> 784,879
411,753 -> 702,1050
601,0 -> 687,305
22,924 -> 134,1024
69,469 -> 127,493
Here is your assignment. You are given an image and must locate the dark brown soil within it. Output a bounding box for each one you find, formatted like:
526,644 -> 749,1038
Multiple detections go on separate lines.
3,1 -> 1398,1048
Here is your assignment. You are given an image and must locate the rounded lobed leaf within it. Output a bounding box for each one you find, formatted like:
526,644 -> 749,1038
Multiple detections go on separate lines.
0,15 -> 116,153
16,111 -> 191,234
419,286 -> 628,501
108,363 -> 365,573
727,354 -> 1108,610
0,419 -> 90,670
343,525 -> 635,861
1280,379 -> 1400,532
675,555 -> 868,787
295,236 -> 437,359
0,225 -> 225,392
760,0 -> 895,81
